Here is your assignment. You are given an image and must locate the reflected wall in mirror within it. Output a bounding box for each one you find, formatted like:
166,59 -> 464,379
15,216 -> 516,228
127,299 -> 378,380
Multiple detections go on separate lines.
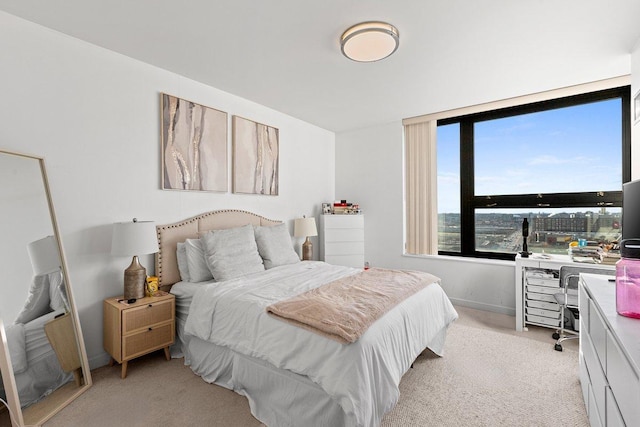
0,150 -> 92,427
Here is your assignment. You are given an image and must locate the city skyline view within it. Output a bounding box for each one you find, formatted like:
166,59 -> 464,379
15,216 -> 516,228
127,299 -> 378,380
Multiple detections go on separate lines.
436,97 -> 623,254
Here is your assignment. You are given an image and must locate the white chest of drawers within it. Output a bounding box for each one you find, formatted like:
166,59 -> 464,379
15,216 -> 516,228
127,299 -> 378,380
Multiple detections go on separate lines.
320,214 -> 364,268
579,274 -> 640,427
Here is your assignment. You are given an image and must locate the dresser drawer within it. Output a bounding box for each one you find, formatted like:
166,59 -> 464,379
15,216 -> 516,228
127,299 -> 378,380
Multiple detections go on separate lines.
526,292 -> 557,303
578,283 -> 590,334
525,300 -> 560,311
324,228 -> 364,243
324,254 -> 364,269
588,382 -> 603,427
525,306 -> 561,319
579,353 -> 590,412
606,331 -> 640,424
323,215 -> 364,229
123,322 -> 174,360
324,241 -> 364,256
123,299 -> 173,335
588,299 -> 607,369
583,332 -> 606,426
606,386 -> 626,427
526,284 -> 560,295
525,313 -> 560,327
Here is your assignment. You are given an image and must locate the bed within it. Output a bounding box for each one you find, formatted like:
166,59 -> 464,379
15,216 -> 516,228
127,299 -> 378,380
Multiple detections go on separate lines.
156,209 -> 458,427
1,271 -> 74,408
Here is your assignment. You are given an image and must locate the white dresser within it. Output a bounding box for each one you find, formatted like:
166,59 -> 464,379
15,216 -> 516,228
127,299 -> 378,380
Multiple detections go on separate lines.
579,274 -> 640,427
319,214 -> 364,268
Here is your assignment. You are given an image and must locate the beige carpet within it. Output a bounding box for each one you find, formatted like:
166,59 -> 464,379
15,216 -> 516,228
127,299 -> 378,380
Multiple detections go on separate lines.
36,306 -> 586,427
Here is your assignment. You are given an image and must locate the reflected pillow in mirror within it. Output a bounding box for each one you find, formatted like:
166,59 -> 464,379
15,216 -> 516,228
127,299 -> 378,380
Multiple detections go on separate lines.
14,275 -> 52,325
202,224 -> 265,281
48,271 -> 68,312
254,223 -> 300,269
5,323 -> 28,374
176,242 -> 191,282
185,238 -> 213,282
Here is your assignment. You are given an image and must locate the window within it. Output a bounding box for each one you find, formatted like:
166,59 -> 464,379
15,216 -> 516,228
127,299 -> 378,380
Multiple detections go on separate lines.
436,86 -> 631,260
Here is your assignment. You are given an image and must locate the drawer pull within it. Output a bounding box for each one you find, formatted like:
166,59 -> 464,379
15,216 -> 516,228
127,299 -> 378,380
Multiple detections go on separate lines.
148,327 -> 152,331
148,304 -> 153,308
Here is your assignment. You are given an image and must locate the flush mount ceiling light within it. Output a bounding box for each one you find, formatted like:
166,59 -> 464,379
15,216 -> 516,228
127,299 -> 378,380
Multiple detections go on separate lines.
340,21 -> 399,62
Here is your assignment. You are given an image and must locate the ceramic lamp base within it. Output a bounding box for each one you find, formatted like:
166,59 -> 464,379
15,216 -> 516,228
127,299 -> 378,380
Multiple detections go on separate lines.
302,237 -> 313,261
123,255 -> 146,300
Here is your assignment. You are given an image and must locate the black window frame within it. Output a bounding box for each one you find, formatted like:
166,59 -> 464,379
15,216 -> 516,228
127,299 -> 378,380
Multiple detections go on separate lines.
437,86 -> 632,261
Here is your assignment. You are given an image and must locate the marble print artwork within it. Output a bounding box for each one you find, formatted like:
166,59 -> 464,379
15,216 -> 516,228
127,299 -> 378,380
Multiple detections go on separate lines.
161,94 -> 227,192
232,116 -> 279,195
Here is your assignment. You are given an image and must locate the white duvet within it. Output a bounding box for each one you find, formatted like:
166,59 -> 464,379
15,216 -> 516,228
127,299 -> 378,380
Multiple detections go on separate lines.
184,261 -> 458,427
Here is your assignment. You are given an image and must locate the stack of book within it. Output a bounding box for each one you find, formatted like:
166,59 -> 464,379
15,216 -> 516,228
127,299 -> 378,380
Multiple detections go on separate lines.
332,200 -> 361,215
569,245 -> 604,263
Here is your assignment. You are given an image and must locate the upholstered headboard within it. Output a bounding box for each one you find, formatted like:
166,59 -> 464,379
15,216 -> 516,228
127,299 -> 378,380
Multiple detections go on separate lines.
155,209 -> 281,290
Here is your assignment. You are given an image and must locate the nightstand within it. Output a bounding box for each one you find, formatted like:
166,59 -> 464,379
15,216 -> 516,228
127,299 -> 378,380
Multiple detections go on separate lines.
103,293 -> 175,378
45,312 -> 83,386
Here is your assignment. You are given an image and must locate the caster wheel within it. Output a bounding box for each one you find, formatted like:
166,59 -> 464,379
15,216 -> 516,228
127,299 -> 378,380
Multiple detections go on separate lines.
554,344 -> 563,352
552,332 -> 560,340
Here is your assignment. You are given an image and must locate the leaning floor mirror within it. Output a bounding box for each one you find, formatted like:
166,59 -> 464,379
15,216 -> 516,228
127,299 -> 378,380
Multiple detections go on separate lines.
0,150 -> 91,427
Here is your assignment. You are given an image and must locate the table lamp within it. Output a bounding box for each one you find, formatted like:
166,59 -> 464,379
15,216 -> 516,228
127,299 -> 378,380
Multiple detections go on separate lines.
111,218 -> 158,300
294,216 -> 317,261
27,235 -> 61,275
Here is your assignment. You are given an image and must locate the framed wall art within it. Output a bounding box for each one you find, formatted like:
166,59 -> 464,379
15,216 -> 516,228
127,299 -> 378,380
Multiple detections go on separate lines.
161,93 -> 228,192
232,115 -> 279,195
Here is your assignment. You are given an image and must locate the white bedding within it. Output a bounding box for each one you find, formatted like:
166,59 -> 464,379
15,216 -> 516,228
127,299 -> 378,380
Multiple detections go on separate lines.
182,261 -> 458,427
0,310 -> 73,408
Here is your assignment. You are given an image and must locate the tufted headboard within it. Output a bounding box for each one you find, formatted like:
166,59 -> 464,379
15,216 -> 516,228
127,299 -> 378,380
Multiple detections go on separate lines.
155,209 -> 281,291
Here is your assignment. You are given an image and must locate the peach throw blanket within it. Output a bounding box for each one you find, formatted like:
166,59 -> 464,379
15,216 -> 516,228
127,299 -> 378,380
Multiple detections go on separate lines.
266,268 -> 440,344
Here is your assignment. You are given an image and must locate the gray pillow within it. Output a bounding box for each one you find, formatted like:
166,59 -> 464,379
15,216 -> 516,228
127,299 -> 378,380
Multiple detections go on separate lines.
254,223 -> 300,269
202,224 -> 264,281
14,275 -> 52,325
176,242 -> 191,282
5,323 -> 27,374
48,271 -> 69,312
185,238 -> 213,282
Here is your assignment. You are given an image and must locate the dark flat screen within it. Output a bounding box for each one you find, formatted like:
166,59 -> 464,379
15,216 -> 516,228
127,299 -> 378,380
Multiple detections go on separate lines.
623,179 -> 640,240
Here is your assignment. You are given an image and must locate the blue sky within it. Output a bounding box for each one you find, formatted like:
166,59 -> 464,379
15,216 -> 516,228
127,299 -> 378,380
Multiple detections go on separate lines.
437,98 -> 622,213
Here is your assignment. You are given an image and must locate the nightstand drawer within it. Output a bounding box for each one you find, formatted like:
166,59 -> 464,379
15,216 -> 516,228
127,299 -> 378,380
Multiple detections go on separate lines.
123,299 -> 173,334
123,322 -> 174,360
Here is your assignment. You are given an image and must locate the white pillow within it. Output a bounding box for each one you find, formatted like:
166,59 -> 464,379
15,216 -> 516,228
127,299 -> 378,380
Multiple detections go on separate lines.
5,323 -> 28,374
202,224 -> 265,281
48,271 -> 69,312
254,223 -> 300,269
176,242 -> 191,282
14,275 -> 52,325
185,238 -> 213,282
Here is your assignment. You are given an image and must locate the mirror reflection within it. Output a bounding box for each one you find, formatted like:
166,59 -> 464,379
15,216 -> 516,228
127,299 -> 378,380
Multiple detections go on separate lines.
0,151 -> 88,427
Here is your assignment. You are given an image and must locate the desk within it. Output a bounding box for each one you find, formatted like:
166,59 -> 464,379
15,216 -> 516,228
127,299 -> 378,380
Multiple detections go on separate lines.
515,254 -> 614,331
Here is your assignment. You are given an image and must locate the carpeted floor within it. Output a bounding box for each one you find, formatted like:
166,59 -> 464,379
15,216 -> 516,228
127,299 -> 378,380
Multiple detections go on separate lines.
37,306 -> 586,427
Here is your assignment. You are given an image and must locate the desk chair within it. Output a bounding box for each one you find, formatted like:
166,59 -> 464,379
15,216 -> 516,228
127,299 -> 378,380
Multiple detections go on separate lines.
553,265 -> 614,352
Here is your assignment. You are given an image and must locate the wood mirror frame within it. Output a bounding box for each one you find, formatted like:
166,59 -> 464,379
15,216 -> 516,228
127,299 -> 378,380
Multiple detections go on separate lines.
0,150 -> 92,426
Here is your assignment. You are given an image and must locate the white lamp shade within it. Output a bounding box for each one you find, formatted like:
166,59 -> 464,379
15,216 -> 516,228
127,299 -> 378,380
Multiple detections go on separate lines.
111,220 -> 158,256
27,235 -> 61,275
294,217 -> 318,238
341,21 -> 399,62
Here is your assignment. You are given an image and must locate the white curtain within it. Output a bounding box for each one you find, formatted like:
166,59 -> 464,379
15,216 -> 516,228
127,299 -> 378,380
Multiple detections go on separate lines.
404,121 -> 438,255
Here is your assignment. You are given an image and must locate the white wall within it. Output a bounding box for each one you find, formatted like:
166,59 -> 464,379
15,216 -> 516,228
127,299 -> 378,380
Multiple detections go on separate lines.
0,11 -> 335,368
336,65 -> 637,316
335,122 -> 515,314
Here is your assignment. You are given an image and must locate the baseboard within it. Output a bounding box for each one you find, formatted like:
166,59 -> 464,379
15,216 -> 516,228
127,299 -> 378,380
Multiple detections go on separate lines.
449,297 -> 516,317
88,352 -> 112,370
